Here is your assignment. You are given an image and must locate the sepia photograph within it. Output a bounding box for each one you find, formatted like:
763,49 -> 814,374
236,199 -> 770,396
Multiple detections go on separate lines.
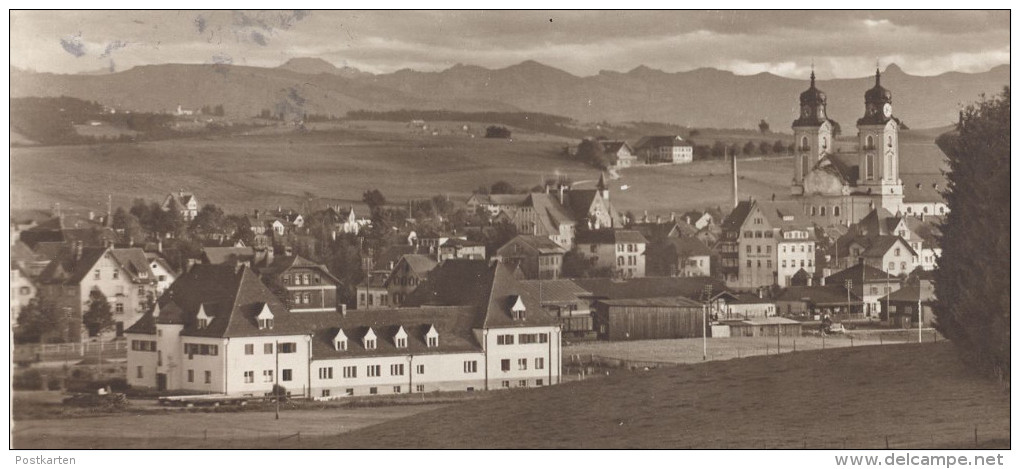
7,8 -> 1010,458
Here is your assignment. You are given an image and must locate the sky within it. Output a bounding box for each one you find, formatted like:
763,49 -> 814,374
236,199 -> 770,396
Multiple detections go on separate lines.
9,10 -> 1011,79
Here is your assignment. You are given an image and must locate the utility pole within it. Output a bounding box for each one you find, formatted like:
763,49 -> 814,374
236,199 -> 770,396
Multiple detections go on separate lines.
918,295 -> 923,344
275,340 -> 280,420
845,279 -> 853,321
702,303 -> 708,361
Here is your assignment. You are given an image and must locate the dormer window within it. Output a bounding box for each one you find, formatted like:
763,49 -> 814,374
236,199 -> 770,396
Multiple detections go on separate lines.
363,328 -> 377,350
196,304 -> 211,329
333,329 -> 348,351
256,303 -> 274,330
510,295 -> 527,321
394,326 -> 408,349
425,325 -> 439,348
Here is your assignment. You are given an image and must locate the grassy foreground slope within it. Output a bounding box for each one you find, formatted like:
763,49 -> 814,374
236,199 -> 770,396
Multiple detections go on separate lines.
325,342 -> 1007,449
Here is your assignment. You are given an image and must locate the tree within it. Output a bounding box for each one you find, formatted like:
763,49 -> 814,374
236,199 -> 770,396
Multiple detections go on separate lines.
773,139 -> 786,154
758,119 -> 770,133
83,289 -> 114,337
711,140 -> 727,158
743,140 -> 756,155
189,204 -> 227,239
485,126 -> 512,139
758,141 -> 771,155
490,181 -> 517,194
111,207 -> 145,245
362,189 -> 386,211
226,215 -> 255,246
933,87 -> 1010,383
576,138 -> 614,169
15,293 -> 68,344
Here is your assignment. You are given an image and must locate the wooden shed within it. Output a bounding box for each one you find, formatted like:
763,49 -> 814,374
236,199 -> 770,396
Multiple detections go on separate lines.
593,296 -> 704,341
720,317 -> 802,337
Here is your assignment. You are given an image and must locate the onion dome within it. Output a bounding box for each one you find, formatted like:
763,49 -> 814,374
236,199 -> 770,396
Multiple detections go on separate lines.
799,70 -> 827,105
865,68 -> 892,104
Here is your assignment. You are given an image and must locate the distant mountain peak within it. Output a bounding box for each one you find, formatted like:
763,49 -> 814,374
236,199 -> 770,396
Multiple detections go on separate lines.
883,63 -> 904,75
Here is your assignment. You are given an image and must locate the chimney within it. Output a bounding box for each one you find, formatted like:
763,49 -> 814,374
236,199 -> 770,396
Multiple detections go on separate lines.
670,212 -> 676,222
88,211 -> 95,220
265,247 -> 274,265
157,239 -> 163,253
73,241 -> 83,261
731,149 -> 739,208
558,185 -> 565,205
340,303 -> 347,317
254,209 -> 260,219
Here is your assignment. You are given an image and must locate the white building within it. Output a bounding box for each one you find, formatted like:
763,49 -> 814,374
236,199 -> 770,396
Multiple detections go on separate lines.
127,260 -> 562,396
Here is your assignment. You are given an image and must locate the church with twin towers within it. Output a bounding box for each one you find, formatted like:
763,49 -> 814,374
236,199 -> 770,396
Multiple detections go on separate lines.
789,67 -> 906,226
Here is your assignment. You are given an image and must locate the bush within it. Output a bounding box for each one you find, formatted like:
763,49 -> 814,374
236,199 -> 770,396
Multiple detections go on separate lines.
13,369 -> 45,390
271,384 -> 289,403
46,376 -> 63,391
65,377 -> 129,394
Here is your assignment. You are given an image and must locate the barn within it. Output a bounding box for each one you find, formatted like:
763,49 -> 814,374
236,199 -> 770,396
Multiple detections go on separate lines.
592,296 -> 705,341
718,317 -> 803,337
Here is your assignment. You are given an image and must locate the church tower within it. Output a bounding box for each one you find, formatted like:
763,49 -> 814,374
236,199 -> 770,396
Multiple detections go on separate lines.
791,70 -> 836,195
855,68 -> 903,211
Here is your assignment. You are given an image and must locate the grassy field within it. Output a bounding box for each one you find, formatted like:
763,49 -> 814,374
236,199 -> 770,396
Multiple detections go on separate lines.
12,342 -> 1007,449
9,125 -> 945,216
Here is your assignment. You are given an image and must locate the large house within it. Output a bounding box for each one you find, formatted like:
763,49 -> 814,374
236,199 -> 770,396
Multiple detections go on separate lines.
646,237 -> 713,278
824,263 -> 902,318
719,199 -> 816,289
385,254 -> 438,306
37,245 -> 159,340
495,235 -> 567,280
161,190 -> 199,221
634,135 -> 694,164
518,279 -> 594,338
258,255 -> 342,313
127,260 -> 562,395
599,140 -> 638,167
574,229 -> 648,278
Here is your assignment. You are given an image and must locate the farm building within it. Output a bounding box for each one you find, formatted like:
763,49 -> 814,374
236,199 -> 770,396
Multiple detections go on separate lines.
714,317 -> 802,338
708,291 -> 776,319
878,279 -> 935,329
593,296 -> 705,341
519,279 -> 594,339
774,285 -> 863,319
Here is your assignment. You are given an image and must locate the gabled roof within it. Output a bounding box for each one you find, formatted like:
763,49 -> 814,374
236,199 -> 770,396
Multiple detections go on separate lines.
202,246 -> 256,265
666,237 -> 713,257
297,306 -> 483,359
575,229 -> 647,245
901,175 -> 948,204
631,221 -> 697,240
563,189 -> 600,222
775,285 -> 862,305
497,235 -> 567,256
518,279 -> 592,305
37,247 -> 108,285
374,244 -> 418,270
825,263 -> 896,285
440,238 -> 485,248
861,236 -> 916,258
404,259 -> 557,329
721,200 -> 754,233
573,276 -> 728,302
126,264 -> 306,338
397,254 -> 439,275
600,140 -> 633,154
596,296 -> 704,308
258,254 -> 342,285
877,282 -> 935,304
817,153 -> 859,184
634,135 -> 690,149
527,193 -> 576,233
108,248 -> 157,283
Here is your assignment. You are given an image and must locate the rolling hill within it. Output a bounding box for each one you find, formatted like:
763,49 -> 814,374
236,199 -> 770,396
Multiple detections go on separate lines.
11,61 -> 1008,129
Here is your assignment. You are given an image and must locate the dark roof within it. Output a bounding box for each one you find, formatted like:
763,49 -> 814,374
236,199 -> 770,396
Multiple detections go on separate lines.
573,276 -> 728,302
497,235 -> 567,256
825,263 -> 896,285
518,279 -> 591,305
298,307 -> 483,359
666,237 -> 713,257
404,259 -> 557,329
563,189 -> 599,222
721,200 -> 754,233
600,140 -> 633,154
440,238 -> 485,248
109,248 -> 157,283
202,247 -> 256,265
19,214 -> 117,249
634,135 -> 690,149
597,296 -> 703,308
127,264 -> 307,338
901,174 -> 948,204
631,221 -> 696,241
374,244 -> 418,270
258,255 -> 342,285
775,285 -> 862,305
575,229 -> 647,245
398,254 -> 439,275
820,153 -> 859,184
37,247 -> 108,285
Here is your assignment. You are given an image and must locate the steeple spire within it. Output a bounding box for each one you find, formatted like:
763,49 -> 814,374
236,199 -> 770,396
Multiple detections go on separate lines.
810,61 -> 816,87
875,60 -> 881,87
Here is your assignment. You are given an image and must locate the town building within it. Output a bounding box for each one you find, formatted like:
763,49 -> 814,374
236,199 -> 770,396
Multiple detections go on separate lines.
774,285 -> 863,319
593,296 -> 705,341
720,199 -> 816,290
824,263 -> 901,318
11,264 -> 37,329
385,254 -> 438,306
646,237 -> 712,277
259,255 -> 342,313
634,135 -> 694,164
495,235 -> 567,280
356,271 -> 391,310
145,252 -> 178,294
713,317 -> 802,338
37,245 -> 159,340
574,229 -> 647,278
518,279 -> 594,339
161,190 -> 199,221
600,140 -> 638,167
878,273 -> 935,328
437,238 -> 486,262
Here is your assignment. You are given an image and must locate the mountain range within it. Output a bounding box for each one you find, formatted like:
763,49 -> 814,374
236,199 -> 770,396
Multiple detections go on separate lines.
11,58 -> 1009,129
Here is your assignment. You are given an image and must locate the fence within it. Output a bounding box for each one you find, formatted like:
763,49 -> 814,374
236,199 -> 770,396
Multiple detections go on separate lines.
14,340 -> 127,363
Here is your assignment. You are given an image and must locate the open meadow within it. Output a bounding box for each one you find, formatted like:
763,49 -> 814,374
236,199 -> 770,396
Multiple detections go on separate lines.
10,125 -> 945,216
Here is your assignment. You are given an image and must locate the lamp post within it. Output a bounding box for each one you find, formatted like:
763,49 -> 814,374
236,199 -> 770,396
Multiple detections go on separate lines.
274,340 -> 280,420
702,303 -> 707,361
917,296 -> 923,344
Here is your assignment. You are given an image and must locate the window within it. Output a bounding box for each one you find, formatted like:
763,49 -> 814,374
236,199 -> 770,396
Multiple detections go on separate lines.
94,269 -> 101,280
396,337 -> 407,348
766,246 -> 771,254
519,333 -> 538,344
278,342 -> 296,353
244,371 -> 254,383
282,369 -> 292,382
319,367 -> 333,380
390,364 -> 405,376
834,206 -> 841,217
197,318 -> 207,329
136,366 -> 143,379
539,333 -> 549,343
205,371 -> 212,384
369,387 -> 378,395
746,260 -> 752,268
259,318 -> 273,329
367,365 -> 381,377
895,248 -> 901,256
187,369 -> 195,383
464,361 -> 478,373
756,246 -> 761,254
518,358 -> 528,370
497,334 -> 515,345
536,379 -> 544,386
346,388 -> 354,396
782,260 -> 787,268
244,344 -> 254,355
115,303 -> 124,313
393,386 -> 401,394
321,389 -> 331,397
416,384 -> 425,393
746,245 -> 751,253
365,339 -> 376,350
263,370 -> 273,383
336,340 -> 347,351
501,359 -> 511,372
536,357 -> 545,370
343,366 -> 357,378
416,364 -> 425,374
820,206 -> 826,216
113,270 -> 119,280
767,260 -> 772,268
502,380 -> 510,388
264,343 -> 273,354
900,262 -> 906,271
519,380 -> 528,387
